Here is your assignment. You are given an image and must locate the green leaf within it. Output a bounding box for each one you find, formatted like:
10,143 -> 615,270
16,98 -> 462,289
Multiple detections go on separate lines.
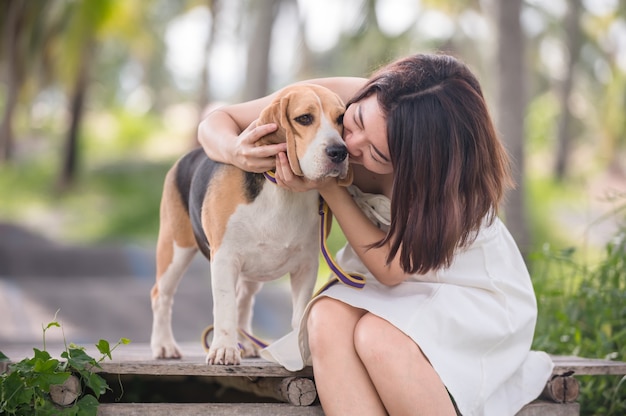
76,394 -> 100,416
96,339 -> 111,359
33,348 -> 52,363
0,351 -> 9,362
66,348 -> 97,372
37,398 -> 77,416
1,371 -> 33,412
68,343 -> 85,352
119,338 -> 131,345
83,372 -> 109,398
11,357 -> 36,375
33,371 -> 71,391
44,321 -> 61,330
33,357 -> 59,374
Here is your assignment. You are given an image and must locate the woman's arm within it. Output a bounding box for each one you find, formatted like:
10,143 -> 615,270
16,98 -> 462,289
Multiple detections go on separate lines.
197,77 -> 367,172
320,185 -> 411,286
198,97 -> 284,172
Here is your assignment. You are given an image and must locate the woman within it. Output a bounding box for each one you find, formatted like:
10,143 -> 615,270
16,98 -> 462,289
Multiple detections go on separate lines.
198,53 -> 553,415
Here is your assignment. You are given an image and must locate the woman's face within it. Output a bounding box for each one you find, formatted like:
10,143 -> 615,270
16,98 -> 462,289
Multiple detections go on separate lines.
342,94 -> 393,175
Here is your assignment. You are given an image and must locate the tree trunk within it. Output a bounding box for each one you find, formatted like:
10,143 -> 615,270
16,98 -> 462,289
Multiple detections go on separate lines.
192,0 -> 222,148
242,0 -> 281,101
198,0 -> 220,112
554,0 -> 582,181
490,0 -> 531,254
59,43 -> 93,190
0,0 -> 25,163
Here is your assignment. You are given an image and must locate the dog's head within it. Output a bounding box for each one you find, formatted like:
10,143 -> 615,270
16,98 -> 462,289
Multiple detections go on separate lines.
258,84 -> 352,185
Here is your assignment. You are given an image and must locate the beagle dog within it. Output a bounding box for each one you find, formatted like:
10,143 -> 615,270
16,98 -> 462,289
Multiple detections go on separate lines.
150,84 -> 350,365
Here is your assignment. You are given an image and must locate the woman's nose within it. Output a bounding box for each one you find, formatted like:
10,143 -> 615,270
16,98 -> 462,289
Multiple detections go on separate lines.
345,130 -> 363,153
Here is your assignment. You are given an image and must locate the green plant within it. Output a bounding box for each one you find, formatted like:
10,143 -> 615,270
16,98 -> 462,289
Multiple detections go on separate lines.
531,199 -> 626,415
0,313 -> 130,415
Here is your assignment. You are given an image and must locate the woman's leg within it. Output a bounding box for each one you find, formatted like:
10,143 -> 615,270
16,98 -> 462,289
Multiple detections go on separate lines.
307,297 -> 387,416
354,313 -> 457,416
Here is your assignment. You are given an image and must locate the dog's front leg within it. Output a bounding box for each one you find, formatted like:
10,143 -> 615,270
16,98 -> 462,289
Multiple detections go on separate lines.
289,258 -> 319,330
207,255 -> 241,365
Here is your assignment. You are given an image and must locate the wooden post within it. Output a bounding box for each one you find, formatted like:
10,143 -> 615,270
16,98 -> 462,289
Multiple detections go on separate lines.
540,372 -> 580,403
202,375 -> 317,406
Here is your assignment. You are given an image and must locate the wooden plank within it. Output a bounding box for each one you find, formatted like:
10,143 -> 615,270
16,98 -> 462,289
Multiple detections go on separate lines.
550,355 -> 626,376
92,352 -> 626,378
97,402 -> 325,416
97,400 -> 578,416
98,357 -> 313,378
3,343 -> 625,379
0,343 -> 314,377
516,400 -> 579,416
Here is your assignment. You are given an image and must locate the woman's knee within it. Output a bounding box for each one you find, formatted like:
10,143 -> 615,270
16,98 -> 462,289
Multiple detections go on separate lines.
354,313 -> 421,363
307,297 -> 363,355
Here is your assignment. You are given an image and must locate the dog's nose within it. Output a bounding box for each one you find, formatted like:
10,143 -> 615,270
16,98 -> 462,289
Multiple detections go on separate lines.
326,144 -> 348,163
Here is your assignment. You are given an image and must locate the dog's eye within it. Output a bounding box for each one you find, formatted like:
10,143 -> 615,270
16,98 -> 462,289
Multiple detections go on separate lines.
294,114 -> 313,126
336,114 -> 344,125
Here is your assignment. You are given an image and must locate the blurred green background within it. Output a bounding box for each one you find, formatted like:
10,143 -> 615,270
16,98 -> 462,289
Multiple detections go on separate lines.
0,0 -> 625,413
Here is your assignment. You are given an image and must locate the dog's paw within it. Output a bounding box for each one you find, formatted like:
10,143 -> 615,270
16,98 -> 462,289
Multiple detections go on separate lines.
206,345 -> 241,365
151,341 -> 182,359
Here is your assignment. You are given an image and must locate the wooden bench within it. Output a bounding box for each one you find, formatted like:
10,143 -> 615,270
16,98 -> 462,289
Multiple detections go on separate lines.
2,343 -> 625,415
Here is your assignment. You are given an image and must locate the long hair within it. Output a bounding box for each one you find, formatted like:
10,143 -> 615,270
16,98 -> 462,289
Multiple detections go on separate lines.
347,53 -> 513,274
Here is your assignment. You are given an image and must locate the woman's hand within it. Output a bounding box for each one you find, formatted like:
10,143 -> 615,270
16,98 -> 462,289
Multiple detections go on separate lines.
274,152 -> 337,193
231,121 -> 286,173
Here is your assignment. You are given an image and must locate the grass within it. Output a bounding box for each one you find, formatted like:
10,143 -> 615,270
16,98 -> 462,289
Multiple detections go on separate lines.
529,229 -> 626,415
0,157 -> 172,245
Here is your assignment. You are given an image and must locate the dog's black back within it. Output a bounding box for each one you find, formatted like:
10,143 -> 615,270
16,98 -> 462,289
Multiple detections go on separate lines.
174,148 -> 266,259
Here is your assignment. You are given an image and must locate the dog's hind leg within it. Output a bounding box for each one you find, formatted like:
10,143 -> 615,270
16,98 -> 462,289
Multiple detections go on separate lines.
151,168 -> 198,359
151,242 -> 196,359
236,279 -> 263,357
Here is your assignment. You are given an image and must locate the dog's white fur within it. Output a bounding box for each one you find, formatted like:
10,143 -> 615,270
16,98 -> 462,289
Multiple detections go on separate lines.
208,185 -> 320,362
150,84 -> 349,365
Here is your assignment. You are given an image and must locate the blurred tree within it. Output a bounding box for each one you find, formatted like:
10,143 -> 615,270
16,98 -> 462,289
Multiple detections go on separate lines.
582,2 -> 626,177
57,0 -> 115,189
198,0 -> 221,111
242,0 -> 283,100
526,1 -> 626,182
554,0 -> 583,181
486,0 -> 531,254
56,0 -> 179,187
0,0 -> 24,162
323,0 -> 412,78
0,1 -> 51,162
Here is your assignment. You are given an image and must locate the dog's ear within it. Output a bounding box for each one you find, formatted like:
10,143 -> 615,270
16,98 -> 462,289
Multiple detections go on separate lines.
337,165 -> 353,187
258,92 -> 303,176
257,99 -> 287,146
284,107 -> 303,176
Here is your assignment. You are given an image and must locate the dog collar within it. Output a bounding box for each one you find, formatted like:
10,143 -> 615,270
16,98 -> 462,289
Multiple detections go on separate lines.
263,170 -> 277,184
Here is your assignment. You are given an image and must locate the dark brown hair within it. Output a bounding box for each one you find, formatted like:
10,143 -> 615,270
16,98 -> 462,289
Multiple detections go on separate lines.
347,53 -> 513,274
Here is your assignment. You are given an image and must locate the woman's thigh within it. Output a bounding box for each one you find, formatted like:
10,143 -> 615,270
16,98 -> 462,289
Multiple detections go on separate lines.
354,313 -> 457,416
307,298 -> 387,415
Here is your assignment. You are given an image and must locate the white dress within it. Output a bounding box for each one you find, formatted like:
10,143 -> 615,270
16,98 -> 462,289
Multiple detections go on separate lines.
261,186 -> 554,416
